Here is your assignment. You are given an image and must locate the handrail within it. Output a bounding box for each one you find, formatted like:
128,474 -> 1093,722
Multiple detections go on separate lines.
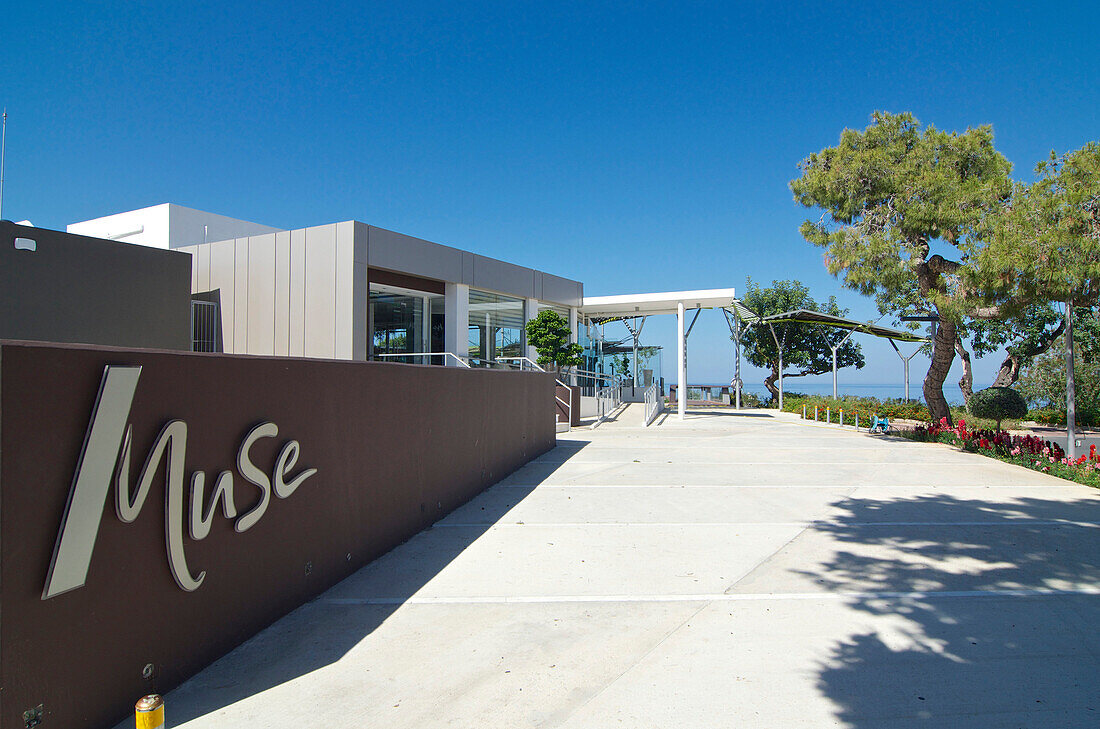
644,382 -> 663,426
375,352 -> 471,368
495,356 -> 546,372
555,376 -> 573,432
590,382 -> 623,429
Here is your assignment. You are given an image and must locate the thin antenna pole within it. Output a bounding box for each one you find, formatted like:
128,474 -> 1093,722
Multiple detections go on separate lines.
0,109 -> 7,221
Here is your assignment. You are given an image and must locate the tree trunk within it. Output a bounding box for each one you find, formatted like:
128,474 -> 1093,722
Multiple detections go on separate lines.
923,317 -> 957,424
764,363 -> 780,403
955,338 -> 974,409
991,353 -> 1021,387
991,319 -> 1065,387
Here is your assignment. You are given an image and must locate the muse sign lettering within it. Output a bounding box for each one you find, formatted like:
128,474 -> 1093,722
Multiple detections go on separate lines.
42,365 -> 317,599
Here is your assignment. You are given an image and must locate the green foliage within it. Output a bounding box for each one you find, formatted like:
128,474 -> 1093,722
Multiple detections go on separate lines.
969,143 -> 1100,311
611,354 -> 631,379
782,394 -> 946,423
1017,339 -> 1100,427
968,387 -> 1028,430
739,278 -> 864,398
524,310 -> 583,370
1026,407 -> 1099,428
790,111 -> 1012,320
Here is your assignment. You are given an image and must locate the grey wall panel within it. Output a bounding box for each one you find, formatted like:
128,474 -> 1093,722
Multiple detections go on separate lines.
289,229 -> 306,357
335,222 -> 355,359
367,225 -> 463,284
247,234 -> 277,355
0,222 -> 192,350
353,221 -> 369,264
232,238 -> 250,353
303,225 -> 337,358
208,239 -> 236,351
462,251 -> 474,284
540,273 -> 584,307
471,255 -> 536,298
274,231 -> 291,356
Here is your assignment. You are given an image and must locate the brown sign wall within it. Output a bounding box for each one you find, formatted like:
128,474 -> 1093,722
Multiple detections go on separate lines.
0,341 -> 555,729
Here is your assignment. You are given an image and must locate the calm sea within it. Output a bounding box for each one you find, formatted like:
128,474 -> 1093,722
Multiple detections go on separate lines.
698,382 -> 968,406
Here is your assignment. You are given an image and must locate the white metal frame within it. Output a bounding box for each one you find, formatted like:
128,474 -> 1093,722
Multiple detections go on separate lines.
375,352 -> 471,368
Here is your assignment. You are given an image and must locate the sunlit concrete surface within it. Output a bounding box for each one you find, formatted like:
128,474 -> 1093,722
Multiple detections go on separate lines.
135,407 -> 1100,729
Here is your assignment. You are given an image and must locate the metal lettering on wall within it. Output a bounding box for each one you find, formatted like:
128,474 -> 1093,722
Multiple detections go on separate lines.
42,365 -> 318,599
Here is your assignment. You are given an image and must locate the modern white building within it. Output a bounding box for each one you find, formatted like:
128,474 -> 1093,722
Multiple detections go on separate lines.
65,205 -> 748,420
67,203 -> 282,250
69,206 -> 584,364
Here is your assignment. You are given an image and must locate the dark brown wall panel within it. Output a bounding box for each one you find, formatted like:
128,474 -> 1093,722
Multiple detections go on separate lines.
0,341 -> 555,729
0,222 -> 192,351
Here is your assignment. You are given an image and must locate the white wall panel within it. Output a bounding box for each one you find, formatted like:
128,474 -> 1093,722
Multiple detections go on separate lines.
334,222 -> 354,359
303,225 -> 336,358
233,238 -> 249,353
353,261 -> 368,360
274,231 -> 291,356
193,244 -> 210,292
289,229 -> 306,357
208,240 -> 236,351
247,234 -> 277,355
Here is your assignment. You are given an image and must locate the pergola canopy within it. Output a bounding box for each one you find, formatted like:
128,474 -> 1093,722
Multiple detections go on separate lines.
580,288 -> 753,322
758,309 -> 929,343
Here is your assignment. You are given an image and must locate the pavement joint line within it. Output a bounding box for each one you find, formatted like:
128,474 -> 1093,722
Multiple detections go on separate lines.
531,460 -> 1018,465
434,520 -> 1100,528
321,587 -> 1100,606
498,483 -> 1081,489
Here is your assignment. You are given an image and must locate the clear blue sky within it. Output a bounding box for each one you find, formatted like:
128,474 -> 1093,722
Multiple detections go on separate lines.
3,1 -> 1098,390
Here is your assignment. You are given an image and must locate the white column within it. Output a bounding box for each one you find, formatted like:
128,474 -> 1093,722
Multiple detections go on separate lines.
444,283 -> 469,364
524,298 -> 539,363
421,295 -> 431,355
677,302 -> 686,420
569,307 -> 579,343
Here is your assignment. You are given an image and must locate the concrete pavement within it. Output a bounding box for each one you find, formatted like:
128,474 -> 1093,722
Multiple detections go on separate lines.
136,407 -> 1100,728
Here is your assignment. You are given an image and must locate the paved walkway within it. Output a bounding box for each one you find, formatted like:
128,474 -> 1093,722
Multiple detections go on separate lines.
146,409 -> 1100,728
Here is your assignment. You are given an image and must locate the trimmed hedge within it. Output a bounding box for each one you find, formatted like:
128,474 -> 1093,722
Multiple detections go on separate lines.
969,387 -> 1028,430
1027,406 -> 1099,428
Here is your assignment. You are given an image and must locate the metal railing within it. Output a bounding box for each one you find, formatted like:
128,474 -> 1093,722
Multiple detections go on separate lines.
375,352 -> 471,368
644,381 -> 663,426
190,300 -> 219,352
495,356 -> 545,372
591,383 -> 623,429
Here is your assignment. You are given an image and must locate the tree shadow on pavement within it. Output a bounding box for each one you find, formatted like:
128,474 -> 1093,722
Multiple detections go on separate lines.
804,492 -> 1100,728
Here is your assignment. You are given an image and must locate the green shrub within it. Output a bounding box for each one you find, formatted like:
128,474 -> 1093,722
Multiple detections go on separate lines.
1027,406 -> 1099,428
968,387 -> 1028,431
737,391 -> 765,408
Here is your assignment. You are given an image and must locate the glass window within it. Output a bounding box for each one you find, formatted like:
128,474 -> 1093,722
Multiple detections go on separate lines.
370,284 -> 427,362
468,289 -> 525,366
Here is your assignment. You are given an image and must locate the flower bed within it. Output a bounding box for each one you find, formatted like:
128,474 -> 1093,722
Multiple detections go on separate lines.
900,418 -> 1100,488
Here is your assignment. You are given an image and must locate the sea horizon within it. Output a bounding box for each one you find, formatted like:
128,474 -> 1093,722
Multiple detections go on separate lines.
687,381 -> 969,406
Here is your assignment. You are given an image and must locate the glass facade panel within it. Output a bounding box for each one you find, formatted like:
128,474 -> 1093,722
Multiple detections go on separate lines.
370,284 -> 427,363
468,289 -> 525,366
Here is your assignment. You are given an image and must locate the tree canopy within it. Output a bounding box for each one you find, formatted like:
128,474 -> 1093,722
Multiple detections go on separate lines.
739,278 -> 864,401
524,310 -> 583,370
967,143 -> 1100,311
790,111 -> 1013,422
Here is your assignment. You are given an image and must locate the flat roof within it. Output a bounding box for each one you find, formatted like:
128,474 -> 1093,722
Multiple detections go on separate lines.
580,288 -> 745,319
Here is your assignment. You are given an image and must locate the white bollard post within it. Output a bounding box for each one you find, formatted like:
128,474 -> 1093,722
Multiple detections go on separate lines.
815,406 -> 818,421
